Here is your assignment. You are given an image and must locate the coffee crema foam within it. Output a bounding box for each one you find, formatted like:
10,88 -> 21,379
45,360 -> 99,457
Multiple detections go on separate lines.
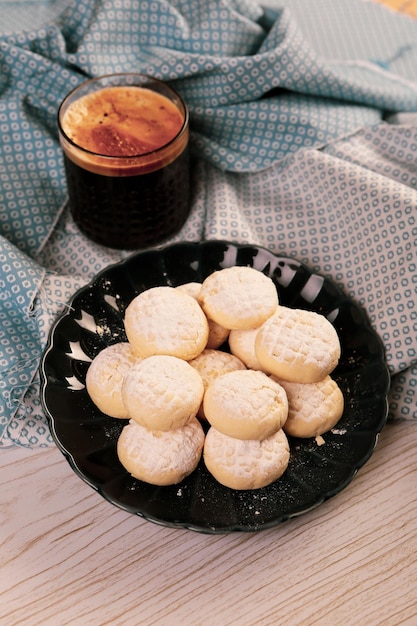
60,86 -> 187,175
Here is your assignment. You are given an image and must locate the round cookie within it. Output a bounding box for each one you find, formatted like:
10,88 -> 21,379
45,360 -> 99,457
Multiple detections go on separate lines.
85,342 -> 140,418
203,369 -> 288,440
117,418 -> 205,486
255,306 -> 341,383
204,426 -> 290,490
198,266 -> 279,330
188,349 -> 246,419
229,327 -> 266,371
177,281 -> 229,349
122,355 -> 204,431
205,317 -> 230,350
175,281 -> 201,299
124,286 -> 209,360
273,375 -> 344,438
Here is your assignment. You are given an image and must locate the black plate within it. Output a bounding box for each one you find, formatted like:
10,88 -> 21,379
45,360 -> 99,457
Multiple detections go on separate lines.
40,241 -> 390,533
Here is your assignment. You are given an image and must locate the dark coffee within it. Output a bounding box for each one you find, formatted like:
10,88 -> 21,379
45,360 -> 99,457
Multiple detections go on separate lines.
62,147 -> 190,249
58,76 -> 190,250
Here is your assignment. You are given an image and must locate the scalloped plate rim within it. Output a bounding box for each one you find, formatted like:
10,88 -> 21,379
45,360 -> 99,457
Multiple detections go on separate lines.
39,240 -> 390,534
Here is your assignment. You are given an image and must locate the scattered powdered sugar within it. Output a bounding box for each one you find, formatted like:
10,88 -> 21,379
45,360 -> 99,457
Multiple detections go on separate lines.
331,428 -> 347,435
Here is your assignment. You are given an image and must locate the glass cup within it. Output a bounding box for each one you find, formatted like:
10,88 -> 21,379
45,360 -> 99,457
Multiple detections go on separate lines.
57,73 -> 190,250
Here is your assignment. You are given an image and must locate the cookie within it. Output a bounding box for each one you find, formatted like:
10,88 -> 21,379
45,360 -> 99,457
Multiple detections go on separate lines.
175,281 -> 201,298
177,281 -> 230,349
203,426 -> 290,490
122,355 -> 204,431
188,349 -> 246,419
273,375 -> 344,438
198,266 -> 279,330
228,327 -> 266,371
124,286 -> 209,360
205,318 -> 230,350
85,342 -> 140,418
255,306 -> 341,383
203,369 -> 288,440
117,417 -> 205,486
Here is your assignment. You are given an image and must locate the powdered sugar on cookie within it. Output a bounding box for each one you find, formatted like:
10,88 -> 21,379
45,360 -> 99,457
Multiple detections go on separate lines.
85,342 -> 141,418
122,354 -> 204,431
198,266 -> 279,330
118,418 -> 205,486
255,307 -> 341,383
124,286 -> 209,360
203,369 -> 288,441
204,426 -> 290,490
273,375 -> 344,438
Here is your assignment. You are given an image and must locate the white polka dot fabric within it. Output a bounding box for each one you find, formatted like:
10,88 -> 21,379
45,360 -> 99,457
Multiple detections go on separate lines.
1,0 -> 417,447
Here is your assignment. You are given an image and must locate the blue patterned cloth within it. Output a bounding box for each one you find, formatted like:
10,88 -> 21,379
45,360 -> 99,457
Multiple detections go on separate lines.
1,0 -> 417,447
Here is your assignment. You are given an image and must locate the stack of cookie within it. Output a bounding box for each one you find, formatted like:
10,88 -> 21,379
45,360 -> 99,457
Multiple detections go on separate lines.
188,266 -> 286,489
227,298 -> 345,441
197,268 -> 343,488
85,265 -> 343,491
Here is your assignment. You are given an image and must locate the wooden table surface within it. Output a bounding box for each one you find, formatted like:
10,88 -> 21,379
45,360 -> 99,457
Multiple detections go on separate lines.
2,2 -> 417,625
2,419 -> 417,626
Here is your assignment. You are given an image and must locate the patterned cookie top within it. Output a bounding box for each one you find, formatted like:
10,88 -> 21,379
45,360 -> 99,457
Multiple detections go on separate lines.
122,355 -> 204,431
117,418 -> 205,486
85,342 -> 141,419
255,306 -> 341,383
203,369 -> 288,440
198,266 -> 279,330
203,426 -> 290,490
189,349 -> 246,389
274,375 -> 344,438
124,286 -> 209,360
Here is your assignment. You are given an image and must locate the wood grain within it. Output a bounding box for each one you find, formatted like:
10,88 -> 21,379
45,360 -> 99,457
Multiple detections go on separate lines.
1,421 -> 417,626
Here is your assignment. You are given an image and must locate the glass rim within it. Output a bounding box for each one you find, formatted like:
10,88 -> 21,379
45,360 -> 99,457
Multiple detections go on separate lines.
57,72 -> 189,161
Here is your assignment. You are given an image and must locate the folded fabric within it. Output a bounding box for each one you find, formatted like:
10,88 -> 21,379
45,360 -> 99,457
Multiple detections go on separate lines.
0,0 -> 417,447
